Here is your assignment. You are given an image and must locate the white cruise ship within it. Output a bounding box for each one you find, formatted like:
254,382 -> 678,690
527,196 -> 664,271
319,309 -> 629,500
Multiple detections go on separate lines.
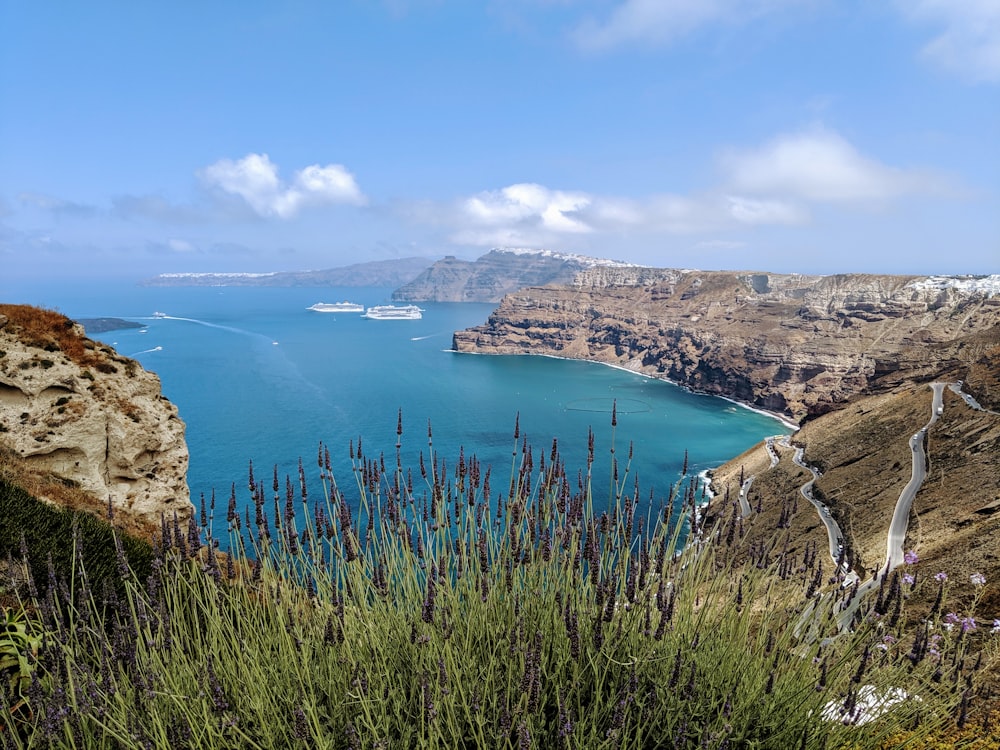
307,301 -> 365,313
362,304 -> 423,320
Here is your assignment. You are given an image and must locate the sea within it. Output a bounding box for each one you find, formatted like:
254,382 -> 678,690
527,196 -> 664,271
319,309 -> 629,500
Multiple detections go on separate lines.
5,280 -> 792,539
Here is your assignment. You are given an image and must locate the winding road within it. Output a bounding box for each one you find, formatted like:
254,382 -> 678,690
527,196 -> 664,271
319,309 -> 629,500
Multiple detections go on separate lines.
788,441 -> 850,577
732,381 -> 994,632
881,383 -> 944,573
833,383 -> 953,630
948,382 -> 1000,416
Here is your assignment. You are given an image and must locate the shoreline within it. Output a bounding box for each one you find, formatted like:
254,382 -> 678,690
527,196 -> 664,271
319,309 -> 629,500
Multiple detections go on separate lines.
450,347 -> 798,503
449,347 -> 800,432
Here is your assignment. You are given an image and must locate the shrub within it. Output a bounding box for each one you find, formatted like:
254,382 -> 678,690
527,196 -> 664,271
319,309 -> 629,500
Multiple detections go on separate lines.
1,415 -> 994,748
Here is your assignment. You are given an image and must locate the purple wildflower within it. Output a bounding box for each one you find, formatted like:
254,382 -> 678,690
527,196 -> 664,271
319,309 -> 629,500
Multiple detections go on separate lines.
904,549 -> 918,565
991,619 -> 1000,635
970,572 -> 986,586
934,572 -> 948,582
960,617 -> 977,633
903,573 -> 914,585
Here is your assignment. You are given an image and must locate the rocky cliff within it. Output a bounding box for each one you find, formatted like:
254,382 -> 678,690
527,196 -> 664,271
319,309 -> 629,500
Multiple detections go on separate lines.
453,270 -> 1000,421
453,269 -> 1000,644
392,248 -> 637,302
0,305 -> 192,529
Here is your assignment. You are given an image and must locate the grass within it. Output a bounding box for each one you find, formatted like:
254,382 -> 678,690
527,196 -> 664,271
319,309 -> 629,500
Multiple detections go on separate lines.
0,444 -> 159,543
0,305 -> 110,371
1,410 -> 997,748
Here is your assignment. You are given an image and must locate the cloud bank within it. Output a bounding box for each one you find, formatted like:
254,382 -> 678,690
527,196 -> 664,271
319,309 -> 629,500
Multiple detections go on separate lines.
572,0 -> 804,51
718,129 -> 937,203
200,153 -> 366,218
436,128 -> 941,247
899,0 -> 1000,83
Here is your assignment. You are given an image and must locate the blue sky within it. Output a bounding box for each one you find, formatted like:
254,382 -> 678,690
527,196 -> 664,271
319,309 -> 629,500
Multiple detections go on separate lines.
1,0 -> 997,281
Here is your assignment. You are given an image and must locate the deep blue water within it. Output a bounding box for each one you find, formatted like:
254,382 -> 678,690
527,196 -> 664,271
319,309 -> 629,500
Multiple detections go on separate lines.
5,281 -> 791,534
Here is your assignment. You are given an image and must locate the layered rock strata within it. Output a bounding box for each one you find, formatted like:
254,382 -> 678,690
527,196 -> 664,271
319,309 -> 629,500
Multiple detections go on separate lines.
393,248 -> 638,303
453,270 -> 1000,421
0,306 -> 192,527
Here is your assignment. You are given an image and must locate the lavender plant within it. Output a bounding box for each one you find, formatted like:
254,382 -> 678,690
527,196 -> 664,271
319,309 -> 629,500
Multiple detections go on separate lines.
3,409 -> 996,748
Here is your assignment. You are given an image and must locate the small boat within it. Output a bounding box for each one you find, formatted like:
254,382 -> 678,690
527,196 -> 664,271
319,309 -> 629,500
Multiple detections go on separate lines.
152,311 -> 168,318
307,301 -> 365,313
362,305 -> 423,320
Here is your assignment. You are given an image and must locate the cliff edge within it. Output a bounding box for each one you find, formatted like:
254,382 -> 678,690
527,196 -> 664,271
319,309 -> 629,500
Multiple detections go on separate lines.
0,305 -> 192,529
392,248 -> 638,302
453,270 -> 1000,421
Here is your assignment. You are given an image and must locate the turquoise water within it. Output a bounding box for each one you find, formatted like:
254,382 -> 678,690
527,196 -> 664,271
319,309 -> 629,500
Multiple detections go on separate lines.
5,282 -> 790,533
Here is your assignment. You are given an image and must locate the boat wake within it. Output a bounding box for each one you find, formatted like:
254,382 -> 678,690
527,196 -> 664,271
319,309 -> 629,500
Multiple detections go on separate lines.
149,313 -> 329,405
149,314 -> 264,338
130,345 -> 163,356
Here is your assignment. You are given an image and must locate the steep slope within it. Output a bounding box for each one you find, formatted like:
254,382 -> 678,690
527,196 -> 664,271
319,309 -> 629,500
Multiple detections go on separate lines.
707,381 -> 1000,621
392,248 -> 636,302
453,270 -> 1000,421
0,305 -> 192,529
453,268 -> 1000,640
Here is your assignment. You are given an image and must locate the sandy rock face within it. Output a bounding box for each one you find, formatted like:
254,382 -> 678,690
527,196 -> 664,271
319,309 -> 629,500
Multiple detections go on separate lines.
0,310 -> 192,527
453,271 -> 1000,422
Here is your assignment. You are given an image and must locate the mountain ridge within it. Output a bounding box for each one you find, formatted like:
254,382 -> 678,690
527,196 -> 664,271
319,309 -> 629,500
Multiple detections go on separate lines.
392,248 -> 638,302
141,256 -> 433,288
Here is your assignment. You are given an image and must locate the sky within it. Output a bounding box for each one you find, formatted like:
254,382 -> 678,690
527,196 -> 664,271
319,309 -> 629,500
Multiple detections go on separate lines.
1,0 -> 998,282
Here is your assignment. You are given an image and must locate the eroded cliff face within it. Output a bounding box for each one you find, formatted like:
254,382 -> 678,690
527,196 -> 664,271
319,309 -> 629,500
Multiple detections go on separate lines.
453,270 -> 1000,421
0,306 -> 192,528
392,249 -> 629,302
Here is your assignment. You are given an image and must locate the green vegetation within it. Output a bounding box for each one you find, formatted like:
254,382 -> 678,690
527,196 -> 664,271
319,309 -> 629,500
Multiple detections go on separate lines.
0,479 -> 153,593
0,411 -> 996,748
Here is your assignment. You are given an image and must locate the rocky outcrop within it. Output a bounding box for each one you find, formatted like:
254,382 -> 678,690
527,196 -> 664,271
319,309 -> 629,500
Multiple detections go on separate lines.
453,270 -> 1000,422
0,306 -> 192,527
392,248 -> 640,302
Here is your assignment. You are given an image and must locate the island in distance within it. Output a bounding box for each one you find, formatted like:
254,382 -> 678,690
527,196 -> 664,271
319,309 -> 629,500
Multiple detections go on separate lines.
141,247 -> 641,302
140,257 -> 434,289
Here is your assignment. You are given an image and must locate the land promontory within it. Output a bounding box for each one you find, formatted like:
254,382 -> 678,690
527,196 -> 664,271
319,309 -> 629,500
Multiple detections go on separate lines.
392,248 -> 638,303
453,269 -> 1000,421
453,267 -> 1000,624
0,305 -> 192,532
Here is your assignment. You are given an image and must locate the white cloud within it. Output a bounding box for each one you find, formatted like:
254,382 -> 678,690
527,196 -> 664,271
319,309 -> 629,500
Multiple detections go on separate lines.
462,183 -> 593,233
200,153 -> 366,218
167,238 -> 196,253
572,0 -> 804,51
725,195 -> 807,224
441,183 -> 805,248
405,128 -> 953,252
898,0 -> 1000,83
719,129 -> 937,203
